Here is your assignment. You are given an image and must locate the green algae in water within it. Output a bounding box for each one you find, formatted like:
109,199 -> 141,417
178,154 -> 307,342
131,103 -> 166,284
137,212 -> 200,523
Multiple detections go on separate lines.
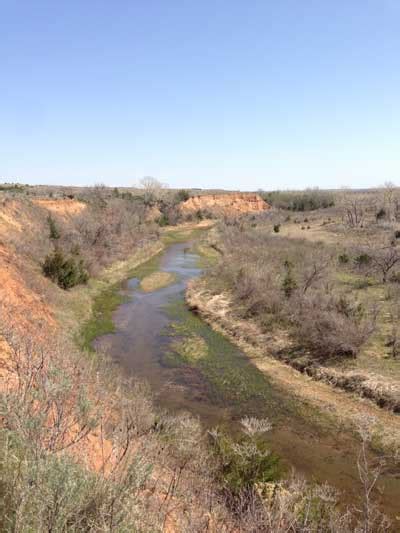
162,299 -> 337,435
128,252 -> 163,281
163,299 -> 288,416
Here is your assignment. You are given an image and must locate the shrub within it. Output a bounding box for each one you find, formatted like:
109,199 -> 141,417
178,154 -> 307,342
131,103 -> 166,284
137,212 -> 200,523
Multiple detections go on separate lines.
0,437 -> 143,532
376,207 -> 386,220
47,214 -> 60,240
353,278 -> 373,289
293,293 -> 375,358
281,260 -> 297,298
273,224 -> 281,233
354,253 -> 372,267
394,230 -> 400,239
338,253 -> 349,264
210,419 -> 279,495
175,189 -> 190,203
262,190 -> 334,211
42,250 -> 89,289
157,213 -> 169,227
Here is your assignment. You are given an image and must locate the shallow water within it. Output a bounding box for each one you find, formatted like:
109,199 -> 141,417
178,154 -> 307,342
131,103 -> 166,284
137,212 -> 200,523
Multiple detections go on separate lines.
94,241 -> 400,519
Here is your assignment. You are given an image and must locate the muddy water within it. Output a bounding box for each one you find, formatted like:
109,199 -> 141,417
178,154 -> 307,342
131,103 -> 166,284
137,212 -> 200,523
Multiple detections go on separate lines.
95,241 -> 400,519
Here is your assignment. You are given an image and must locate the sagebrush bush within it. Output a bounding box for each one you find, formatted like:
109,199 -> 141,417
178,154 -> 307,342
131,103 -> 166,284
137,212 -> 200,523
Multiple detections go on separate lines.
0,434 -> 148,532
210,431 -> 280,495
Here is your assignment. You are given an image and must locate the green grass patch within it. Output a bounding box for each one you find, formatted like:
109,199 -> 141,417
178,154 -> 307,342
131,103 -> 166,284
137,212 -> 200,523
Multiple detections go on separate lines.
161,226 -> 208,246
194,242 -> 221,268
78,252 -> 166,351
79,283 -> 125,351
336,272 -> 376,289
163,300 -> 335,437
127,251 -> 163,280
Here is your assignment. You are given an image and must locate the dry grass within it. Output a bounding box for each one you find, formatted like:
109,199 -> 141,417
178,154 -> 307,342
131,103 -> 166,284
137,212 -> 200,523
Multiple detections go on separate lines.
198,197 -> 400,416
140,271 -> 176,292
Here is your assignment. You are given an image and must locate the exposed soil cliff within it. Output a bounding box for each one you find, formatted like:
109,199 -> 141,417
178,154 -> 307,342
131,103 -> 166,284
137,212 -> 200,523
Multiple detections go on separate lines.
33,197 -> 86,218
180,192 -> 269,216
0,196 -> 158,470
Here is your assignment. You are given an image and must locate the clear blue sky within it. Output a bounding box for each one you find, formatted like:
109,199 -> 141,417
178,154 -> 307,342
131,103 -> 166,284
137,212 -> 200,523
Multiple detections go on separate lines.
1,0 -> 399,190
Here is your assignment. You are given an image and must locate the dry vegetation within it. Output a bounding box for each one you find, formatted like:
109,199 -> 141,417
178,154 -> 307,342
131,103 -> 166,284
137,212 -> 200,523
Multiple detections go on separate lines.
0,184 -> 398,531
140,271 -> 176,292
199,188 -> 400,415
0,323 -> 391,532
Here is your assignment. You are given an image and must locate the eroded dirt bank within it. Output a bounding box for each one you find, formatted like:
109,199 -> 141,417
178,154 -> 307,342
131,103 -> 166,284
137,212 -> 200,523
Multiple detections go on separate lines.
186,278 -> 400,452
180,192 -> 270,216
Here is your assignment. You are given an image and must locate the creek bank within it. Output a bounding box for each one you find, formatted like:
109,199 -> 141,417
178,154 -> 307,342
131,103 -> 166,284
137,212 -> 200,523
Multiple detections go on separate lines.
186,278 -> 400,452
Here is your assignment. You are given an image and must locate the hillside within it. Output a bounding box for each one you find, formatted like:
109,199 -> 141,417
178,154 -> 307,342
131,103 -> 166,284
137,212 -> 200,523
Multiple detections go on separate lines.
179,192 -> 269,216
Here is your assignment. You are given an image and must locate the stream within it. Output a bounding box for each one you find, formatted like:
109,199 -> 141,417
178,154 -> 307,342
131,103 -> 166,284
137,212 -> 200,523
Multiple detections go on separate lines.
94,240 -> 400,520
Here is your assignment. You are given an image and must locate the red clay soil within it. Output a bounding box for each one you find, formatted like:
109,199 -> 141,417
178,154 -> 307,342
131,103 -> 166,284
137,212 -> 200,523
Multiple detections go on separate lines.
180,192 -> 269,216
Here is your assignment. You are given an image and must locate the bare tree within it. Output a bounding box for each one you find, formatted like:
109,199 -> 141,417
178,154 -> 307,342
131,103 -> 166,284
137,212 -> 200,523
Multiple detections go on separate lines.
382,181 -> 397,223
367,242 -> 400,283
139,176 -> 167,204
386,290 -> 400,358
342,197 -> 365,228
301,252 -> 331,294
